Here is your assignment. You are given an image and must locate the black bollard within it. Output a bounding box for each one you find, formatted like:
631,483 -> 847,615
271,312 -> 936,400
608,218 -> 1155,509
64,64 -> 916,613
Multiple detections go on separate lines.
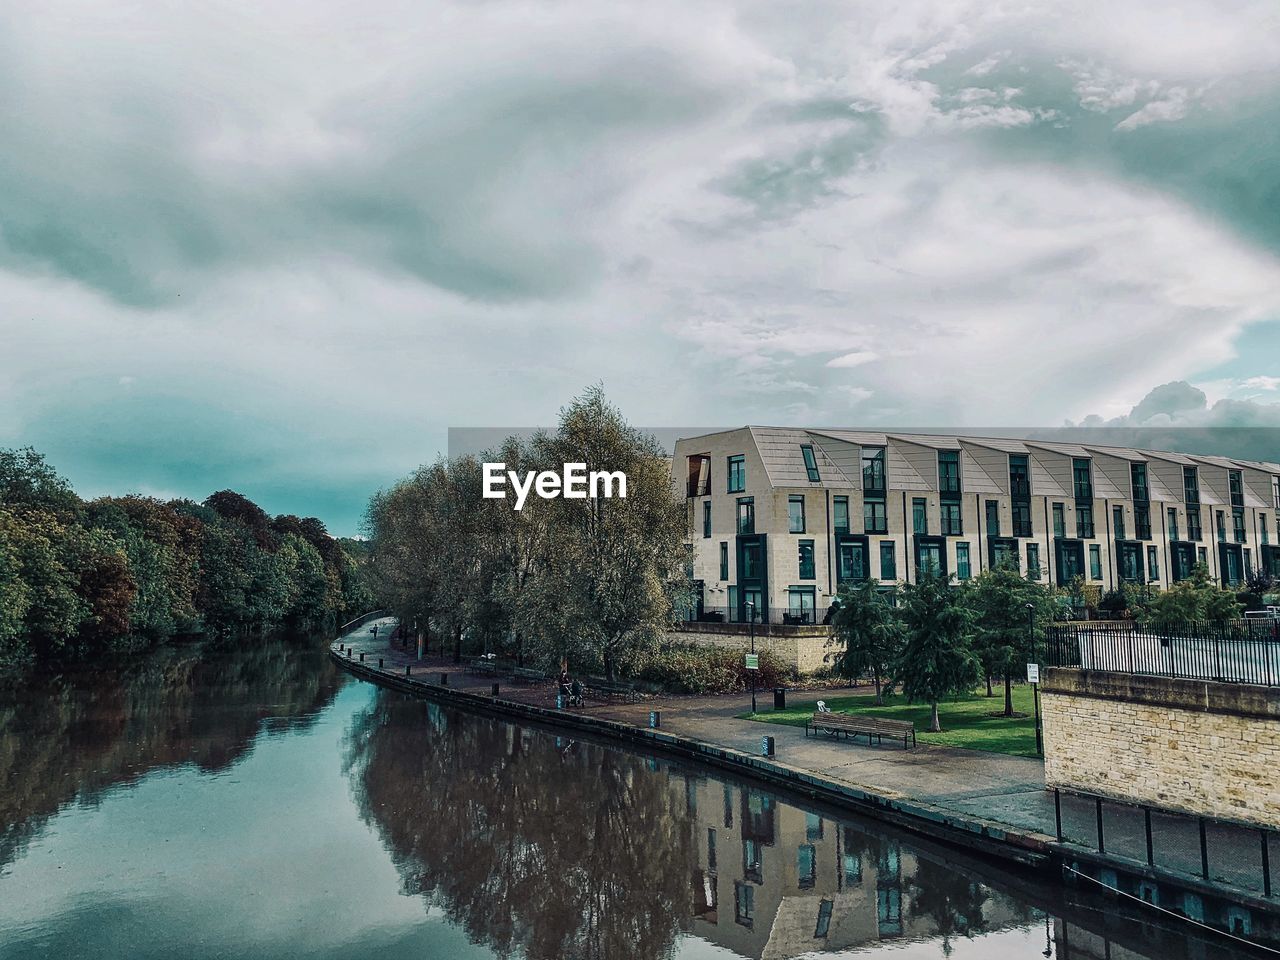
491,683 -> 500,696
378,657 -> 384,668
440,672 -> 448,685
359,652 -> 365,661
405,665 -> 411,677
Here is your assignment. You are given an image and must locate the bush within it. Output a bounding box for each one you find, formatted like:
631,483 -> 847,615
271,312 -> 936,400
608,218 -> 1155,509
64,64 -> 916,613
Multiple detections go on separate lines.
630,644 -> 791,694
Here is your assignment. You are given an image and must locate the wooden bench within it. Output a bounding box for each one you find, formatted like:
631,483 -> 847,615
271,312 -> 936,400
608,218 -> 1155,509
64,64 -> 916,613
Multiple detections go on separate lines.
805,712 -> 916,749
512,666 -> 551,685
582,678 -> 640,702
465,658 -> 498,676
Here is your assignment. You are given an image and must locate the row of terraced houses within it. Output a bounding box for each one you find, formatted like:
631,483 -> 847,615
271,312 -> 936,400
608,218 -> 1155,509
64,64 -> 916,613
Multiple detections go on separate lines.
671,428 -> 1280,625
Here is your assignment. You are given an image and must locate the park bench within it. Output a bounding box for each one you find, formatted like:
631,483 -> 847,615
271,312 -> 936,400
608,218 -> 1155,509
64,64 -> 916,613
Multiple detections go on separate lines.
805,712 -> 916,749
465,658 -> 498,676
582,677 -> 640,702
512,666 -> 551,685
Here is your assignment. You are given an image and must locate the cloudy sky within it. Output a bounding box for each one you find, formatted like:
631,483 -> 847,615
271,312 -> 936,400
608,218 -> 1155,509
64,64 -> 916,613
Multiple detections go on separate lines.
3,0 -> 1279,534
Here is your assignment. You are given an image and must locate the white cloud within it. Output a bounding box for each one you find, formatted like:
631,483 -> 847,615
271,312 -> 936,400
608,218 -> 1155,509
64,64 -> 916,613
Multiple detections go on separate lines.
1243,376 -> 1280,391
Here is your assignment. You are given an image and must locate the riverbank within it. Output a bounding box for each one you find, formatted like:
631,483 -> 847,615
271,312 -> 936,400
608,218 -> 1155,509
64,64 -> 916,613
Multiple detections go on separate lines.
332,619 -> 1280,935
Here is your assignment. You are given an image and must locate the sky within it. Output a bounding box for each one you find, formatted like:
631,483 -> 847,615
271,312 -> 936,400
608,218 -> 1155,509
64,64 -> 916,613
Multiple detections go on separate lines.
2,0 -> 1279,535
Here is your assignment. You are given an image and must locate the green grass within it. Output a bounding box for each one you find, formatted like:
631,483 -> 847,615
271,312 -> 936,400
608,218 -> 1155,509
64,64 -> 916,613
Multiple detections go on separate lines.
739,684 -> 1041,757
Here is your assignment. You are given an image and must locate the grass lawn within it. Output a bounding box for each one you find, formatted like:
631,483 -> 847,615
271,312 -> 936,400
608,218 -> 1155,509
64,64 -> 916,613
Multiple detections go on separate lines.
739,684 -> 1041,757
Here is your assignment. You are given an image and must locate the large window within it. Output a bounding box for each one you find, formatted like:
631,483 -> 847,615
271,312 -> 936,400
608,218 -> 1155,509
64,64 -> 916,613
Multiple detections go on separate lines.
1052,502 -> 1065,539
702,500 -> 711,538
1112,506 -> 1126,542
833,496 -> 850,534
719,542 -> 729,581
880,542 -> 897,580
1168,507 -> 1179,542
912,498 -> 928,535
1119,541 -> 1142,582
1072,458 -> 1093,500
1089,543 -> 1103,580
1147,545 -> 1159,582
1187,506 -> 1203,542
1229,470 -> 1245,507
1135,502 -> 1151,540
797,845 -> 817,889
801,445 -> 821,482
1012,503 -> 1031,538
1216,510 -> 1227,542
864,499 -> 887,535
734,882 -> 755,928
861,446 -> 886,492
837,541 -> 867,582
1131,462 -> 1149,501
798,540 -> 815,580
1009,454 -> 1030,498
985,500 -> 1000,537
941,502 -> 962,536
1233,507 -> 1247,544
1263,515 -> 1270,546
956,542 -> 971,580
727,455 -> 746,494
687,454 -> 711,498
1027,543 -> 1041,580
736,497 -> 755,535
938,450 -> 961,495
1077,504 -> 1094,540
788,495 -> 806,533
1184,466 -> 1200,504
788,586 -> 816,622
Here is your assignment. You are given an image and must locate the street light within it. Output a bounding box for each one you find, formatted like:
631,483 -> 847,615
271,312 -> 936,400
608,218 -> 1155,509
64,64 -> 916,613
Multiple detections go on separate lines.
1027,602 -> 1043,757
747,599 -> 757,714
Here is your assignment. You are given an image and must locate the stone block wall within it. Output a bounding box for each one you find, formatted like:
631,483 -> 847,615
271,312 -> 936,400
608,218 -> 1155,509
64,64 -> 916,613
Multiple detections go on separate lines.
667,628 -> 833,675
1042,667 -> 1280,826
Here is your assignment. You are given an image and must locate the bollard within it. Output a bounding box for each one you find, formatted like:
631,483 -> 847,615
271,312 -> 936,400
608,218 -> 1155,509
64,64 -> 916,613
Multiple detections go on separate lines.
491,683 -> 500,696
378,657 -> 383,668
440,672 -> 448,685
761,735 -> 775,758
649,710 -> 661,729
556,694 -> 567,709
405,665 -> 411,677
339,643 -> 344,652
360,652 -> 365,661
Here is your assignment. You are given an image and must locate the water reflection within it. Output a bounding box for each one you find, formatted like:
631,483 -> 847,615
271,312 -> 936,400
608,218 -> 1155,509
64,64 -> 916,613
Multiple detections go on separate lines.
346,692 -> 1036,960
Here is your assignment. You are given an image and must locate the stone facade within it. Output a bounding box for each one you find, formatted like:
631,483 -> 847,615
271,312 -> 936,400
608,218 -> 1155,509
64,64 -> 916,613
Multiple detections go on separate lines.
1042,667 -> 1280,826
669,624 -> 833,675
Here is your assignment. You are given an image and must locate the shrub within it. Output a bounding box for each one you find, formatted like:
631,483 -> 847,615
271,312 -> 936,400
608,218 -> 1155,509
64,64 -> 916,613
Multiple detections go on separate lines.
630,644 -> 790,694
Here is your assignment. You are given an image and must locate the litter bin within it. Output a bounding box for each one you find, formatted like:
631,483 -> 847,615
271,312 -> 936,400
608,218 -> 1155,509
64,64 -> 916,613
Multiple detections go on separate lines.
649,710 -> 661,729
774,687 -> 786,710
761,735 -> 775,758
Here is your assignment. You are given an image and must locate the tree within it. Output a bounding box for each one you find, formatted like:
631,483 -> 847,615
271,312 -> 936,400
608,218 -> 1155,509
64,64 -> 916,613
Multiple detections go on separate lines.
829,580 -> 902,704
894,571 -> 980,732
0,447 -> 81,518
966,566 -> 1055,716
1138,563 -> 1242,624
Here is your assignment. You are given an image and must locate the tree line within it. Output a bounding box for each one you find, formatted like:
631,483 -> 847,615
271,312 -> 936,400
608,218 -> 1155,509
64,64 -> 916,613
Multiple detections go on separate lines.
831,560 -> 1250,731
0,447 -> 374,671
365,387 -> 690,679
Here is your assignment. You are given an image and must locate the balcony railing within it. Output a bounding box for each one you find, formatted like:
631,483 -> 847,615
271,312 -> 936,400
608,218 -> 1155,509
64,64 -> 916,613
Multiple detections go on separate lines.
680,605 -> 828,627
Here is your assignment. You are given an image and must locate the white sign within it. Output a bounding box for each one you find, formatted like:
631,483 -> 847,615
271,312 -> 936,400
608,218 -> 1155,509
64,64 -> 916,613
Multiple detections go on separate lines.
745,653 -> 759,671
1026,662 -> 1040,685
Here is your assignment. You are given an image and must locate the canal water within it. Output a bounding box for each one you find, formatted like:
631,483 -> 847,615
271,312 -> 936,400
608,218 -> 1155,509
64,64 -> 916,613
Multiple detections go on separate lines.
0,640 -> 1255,959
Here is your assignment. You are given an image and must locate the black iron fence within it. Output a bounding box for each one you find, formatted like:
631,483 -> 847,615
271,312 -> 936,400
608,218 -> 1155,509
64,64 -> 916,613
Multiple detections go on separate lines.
1047,620 -> 1280,686
680,605 -> 831,627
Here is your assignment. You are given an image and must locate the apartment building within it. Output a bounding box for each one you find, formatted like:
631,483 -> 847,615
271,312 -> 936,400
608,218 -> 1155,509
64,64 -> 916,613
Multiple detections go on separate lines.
673,427 -> 1280,624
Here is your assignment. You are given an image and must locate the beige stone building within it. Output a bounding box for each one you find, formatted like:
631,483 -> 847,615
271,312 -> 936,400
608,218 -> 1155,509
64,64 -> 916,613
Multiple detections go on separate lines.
672,428 -> 1280,625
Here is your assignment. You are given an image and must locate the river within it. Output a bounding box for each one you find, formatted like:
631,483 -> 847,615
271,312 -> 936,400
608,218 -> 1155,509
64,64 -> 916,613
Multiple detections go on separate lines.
0,639 -> 1251,959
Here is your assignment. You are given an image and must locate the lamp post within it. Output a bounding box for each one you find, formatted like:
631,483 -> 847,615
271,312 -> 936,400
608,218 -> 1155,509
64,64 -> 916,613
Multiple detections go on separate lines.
747,599 -> 757,715
1027,602 -> 1042,757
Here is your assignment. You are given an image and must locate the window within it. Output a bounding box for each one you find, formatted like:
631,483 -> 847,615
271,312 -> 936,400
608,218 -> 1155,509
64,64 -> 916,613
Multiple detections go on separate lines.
1012,503 -> 1031,538
1245,548 -> 1254,579
728,455 -> 746,493
1184,466 -> 1200,504
1198,546 -> 1208,567
797,845 -> 817,889
1052,502 -> 1065,538
734,882 -> 755,928
1274,476 -> 1280,510
1009,454 -> 1030,498
1216,510 -> 1227,542
708,828 -> 717,871
1119,542 -> 1142,582
1135,502 -> 1151,540
1233,507 -> 1247,544
837,541 -> 867,582
833,496 -> 850,534
1089,544 -> 1103,580
806,813 -> 824,841
1027,543 -> 1041,580
880,542 -> 897,580
789,495 -> 806,533
938,450 -> 961,495
1263,515 -> 1270,546
801,445 -> 820,482
917,540 -> 943,578
737,497 -> 755,535
913,498 -> 928,535
985,500 -> 1000,537
702,500 -> 711,538
941,502 -> 962,536
788,586 -> 816,621
687,454 -> 711,498
1131,462 -> 1149,501
861,446 -> 886,492
719,542 -> 729,581
1113,506 -> 1126,542
815,899 -> 834,939
992,539 -> 1018,570
1188,507 -> 1203,541
1168,507 -> 1179,542
742,840 -> 763,884
798,541 -> 815,580
1073,458 -> 1093,500
1230,470 -> 1245,507
956,542 -> 971,580
1077,504 -> 1094,540
1147,545 -> 1159,582
864,499 -> 887,535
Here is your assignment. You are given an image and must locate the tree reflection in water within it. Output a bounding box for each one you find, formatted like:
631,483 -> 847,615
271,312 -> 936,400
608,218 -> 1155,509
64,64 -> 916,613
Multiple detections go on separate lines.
346,693 -> 695,960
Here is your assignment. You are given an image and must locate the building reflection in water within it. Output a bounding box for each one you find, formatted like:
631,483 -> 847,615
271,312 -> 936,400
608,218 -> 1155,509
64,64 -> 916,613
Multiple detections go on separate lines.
346,690 -> 1034,960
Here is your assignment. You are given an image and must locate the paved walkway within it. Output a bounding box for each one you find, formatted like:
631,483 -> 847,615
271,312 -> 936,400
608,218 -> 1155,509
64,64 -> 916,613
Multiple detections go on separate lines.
334,619 -> 1274,897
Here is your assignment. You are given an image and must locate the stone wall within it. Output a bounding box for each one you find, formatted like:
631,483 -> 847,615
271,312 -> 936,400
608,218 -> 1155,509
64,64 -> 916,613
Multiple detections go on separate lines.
668,627 -> 833,675
1042,667 -> 1280,826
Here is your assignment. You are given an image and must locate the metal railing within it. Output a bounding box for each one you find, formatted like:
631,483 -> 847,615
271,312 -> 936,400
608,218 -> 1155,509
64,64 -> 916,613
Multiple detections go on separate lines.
1047,620 -> 1280,686
336,609 -> 391,636
680,605 -> 830,627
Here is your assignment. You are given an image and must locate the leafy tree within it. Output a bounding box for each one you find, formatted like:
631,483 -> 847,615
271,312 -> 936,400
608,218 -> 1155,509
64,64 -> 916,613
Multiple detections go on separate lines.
0,447 -> 80,518
966,566 -> 1055,716
893,571 -> 980,732
829,580 -> 902,703
1138,563 -> 1242,624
